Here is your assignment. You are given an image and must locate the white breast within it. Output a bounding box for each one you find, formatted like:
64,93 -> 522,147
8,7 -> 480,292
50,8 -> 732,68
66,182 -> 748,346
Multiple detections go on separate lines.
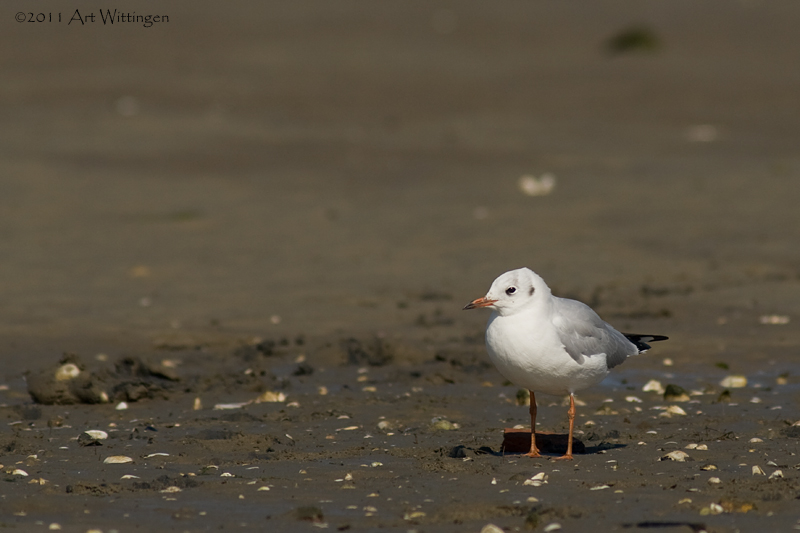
485,310 -> 610,396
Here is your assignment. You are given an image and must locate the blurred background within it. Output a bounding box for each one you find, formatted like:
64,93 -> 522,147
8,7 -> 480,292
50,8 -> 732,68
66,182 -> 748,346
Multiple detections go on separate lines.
2,1 -> 799,376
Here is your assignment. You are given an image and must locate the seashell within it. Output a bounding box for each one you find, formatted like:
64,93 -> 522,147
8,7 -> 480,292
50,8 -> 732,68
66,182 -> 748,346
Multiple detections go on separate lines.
719,375 -> 747,388
55,364 -> 80,381
661,450 -> 690,462
103,456 -> 133,464
255,391 -> 286,403
643,380 -> 665,394
523,472 -> 548,486
759,315 -> 789,325
752,465 -> 765,476
213,402 -> 249,410
518,174 -> 556,197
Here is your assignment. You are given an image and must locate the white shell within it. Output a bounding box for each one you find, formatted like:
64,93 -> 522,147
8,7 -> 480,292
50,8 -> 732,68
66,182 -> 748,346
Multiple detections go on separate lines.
103,456 -> 133,464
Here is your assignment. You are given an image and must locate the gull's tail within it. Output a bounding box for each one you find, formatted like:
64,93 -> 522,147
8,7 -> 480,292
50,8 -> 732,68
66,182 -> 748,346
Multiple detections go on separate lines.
623,334 -> 669,353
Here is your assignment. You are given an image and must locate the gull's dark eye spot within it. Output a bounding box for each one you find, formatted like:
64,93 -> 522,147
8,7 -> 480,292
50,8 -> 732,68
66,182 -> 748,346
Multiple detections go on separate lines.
505,286 -> 517,296
529,287 -> 535,296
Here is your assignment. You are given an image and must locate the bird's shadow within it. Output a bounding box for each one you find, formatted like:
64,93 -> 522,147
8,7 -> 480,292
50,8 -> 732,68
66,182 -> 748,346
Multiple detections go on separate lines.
446,440 -> 626,459
584,442 -> 627,454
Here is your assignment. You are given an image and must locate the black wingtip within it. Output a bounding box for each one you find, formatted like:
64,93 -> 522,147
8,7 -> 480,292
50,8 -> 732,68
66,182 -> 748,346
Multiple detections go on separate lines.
623,333 -> 669,353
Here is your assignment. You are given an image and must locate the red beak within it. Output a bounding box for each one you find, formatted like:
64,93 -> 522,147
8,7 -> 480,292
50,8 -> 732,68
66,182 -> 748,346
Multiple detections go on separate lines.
463,297 -> 497,310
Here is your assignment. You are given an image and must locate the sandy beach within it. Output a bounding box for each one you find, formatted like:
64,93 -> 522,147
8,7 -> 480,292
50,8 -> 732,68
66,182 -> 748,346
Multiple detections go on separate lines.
1,1 -> 799,531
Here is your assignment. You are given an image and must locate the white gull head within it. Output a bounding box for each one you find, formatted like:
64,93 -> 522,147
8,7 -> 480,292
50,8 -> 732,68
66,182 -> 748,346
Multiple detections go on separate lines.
463,267 -> 552,317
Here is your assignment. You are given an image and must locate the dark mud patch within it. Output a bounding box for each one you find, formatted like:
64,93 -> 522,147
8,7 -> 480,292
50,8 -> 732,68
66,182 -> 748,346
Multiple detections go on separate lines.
26,354 -> 178,405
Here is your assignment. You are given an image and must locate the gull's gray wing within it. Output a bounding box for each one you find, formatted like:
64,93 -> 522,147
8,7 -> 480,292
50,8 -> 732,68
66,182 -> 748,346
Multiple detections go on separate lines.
551,297 -> 638,369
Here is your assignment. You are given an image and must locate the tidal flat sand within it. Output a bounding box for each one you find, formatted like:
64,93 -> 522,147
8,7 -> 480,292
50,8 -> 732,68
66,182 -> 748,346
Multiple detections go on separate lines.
1,1 -> 799,531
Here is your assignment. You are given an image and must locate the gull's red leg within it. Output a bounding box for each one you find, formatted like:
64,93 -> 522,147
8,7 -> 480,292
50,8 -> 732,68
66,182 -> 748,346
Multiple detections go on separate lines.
553,393 -> 576,461
525,389 -> 542,458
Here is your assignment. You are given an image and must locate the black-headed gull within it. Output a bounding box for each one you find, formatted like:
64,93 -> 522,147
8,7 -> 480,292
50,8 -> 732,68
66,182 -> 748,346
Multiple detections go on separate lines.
464,267 -> 668,460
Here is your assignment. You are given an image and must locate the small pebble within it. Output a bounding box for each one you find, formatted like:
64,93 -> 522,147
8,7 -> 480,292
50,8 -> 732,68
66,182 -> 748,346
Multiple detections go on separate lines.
115,402 -> 129,411
431,418 -> 459,430
544,523 -> 562,532
749,438 -> 763,443
708,477 -> 721,484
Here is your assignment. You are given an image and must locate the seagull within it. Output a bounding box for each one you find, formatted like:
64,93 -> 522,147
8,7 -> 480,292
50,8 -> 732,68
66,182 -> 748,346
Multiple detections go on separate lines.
464,267 -> 668,460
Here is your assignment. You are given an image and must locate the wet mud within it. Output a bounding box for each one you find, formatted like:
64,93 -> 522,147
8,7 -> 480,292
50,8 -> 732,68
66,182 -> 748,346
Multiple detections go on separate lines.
3,1 -> 800,532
